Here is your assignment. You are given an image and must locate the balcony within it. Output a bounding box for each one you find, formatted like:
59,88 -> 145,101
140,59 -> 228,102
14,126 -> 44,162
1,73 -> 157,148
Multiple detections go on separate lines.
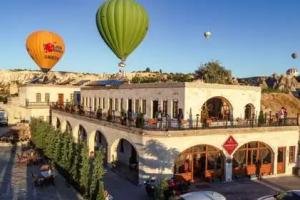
25,101 -> 52,108
50,105 -> 299,131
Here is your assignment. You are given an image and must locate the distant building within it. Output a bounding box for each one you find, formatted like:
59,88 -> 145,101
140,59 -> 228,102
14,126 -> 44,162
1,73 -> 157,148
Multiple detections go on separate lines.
2,84 -> 80,123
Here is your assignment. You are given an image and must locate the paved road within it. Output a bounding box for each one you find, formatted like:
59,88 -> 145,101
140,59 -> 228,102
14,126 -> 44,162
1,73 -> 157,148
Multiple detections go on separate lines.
0,144 -> 82,200
0,126 -> 11,137
104,169 -> 149,200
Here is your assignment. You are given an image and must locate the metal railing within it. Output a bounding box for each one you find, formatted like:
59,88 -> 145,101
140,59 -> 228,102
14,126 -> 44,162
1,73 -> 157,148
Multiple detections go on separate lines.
51,105 -> 299,131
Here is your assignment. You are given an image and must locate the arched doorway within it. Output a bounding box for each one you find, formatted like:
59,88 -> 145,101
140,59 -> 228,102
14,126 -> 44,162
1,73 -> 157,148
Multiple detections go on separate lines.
56,118 -> 61,130
244,104 -> 255,120
115,139 -> 138,184
201,97 -> 233,124
78,125 -> 87,144
94,131 -> 108,165
66,121 -> 72,134
233,141 -> 273,178
174,145 -> 224,182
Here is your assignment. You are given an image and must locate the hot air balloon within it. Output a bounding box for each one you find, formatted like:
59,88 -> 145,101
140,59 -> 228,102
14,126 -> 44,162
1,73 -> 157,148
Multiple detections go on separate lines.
204,31 -> 212,39
96,0 -> 149,75
291,52 -> 298,59
26,31 -> 65,73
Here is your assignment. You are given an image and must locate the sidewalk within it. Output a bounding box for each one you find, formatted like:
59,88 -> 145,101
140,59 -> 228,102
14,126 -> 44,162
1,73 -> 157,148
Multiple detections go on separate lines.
0,144 -> 82,200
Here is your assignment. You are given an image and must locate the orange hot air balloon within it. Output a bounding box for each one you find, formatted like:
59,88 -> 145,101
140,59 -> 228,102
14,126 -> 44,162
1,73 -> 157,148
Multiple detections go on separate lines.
26,31 -> 65,73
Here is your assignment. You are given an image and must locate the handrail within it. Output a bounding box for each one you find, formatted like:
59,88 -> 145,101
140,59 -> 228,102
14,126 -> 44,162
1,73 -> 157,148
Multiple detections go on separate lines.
50,105 -> 299,131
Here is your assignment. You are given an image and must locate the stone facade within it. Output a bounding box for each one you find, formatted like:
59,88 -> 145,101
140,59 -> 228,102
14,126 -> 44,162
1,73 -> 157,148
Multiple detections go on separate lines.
81,82 -> 261,120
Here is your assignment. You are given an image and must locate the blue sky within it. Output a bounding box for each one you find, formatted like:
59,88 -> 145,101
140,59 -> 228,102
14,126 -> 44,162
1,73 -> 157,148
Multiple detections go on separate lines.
1,0 -> 300,77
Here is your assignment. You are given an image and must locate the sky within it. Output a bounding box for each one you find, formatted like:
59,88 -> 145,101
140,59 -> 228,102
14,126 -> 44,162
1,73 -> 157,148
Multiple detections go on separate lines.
1,0 -> 300,77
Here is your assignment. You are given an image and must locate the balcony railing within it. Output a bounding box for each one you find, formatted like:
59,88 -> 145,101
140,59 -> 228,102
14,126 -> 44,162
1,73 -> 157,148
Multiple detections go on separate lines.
25,101 -> 52,107
51,105 -> 299,131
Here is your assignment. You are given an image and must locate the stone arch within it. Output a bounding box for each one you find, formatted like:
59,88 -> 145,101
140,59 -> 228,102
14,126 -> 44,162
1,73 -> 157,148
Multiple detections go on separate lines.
110,138 -> 139,183
65,121 -> 72,134
88,130 -> 108,164
174,144 -> 224,182
232,141 -> 274,178
244,103 -> 255,120
201,96 -> 233,122
56,117 -> 61,130
73,124 -> 87,145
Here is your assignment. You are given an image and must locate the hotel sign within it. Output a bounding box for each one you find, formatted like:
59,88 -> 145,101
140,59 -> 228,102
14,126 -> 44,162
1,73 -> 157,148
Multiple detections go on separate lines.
223,136 -> 238,155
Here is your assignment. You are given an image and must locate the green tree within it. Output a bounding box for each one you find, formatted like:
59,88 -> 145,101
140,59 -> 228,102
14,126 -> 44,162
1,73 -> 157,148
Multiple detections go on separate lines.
60,133 -> 70,169
145,67 -> 151,72
90,150 -> 105,200
71,144 -> 82,183
80,143 -> 90,197
194,61 -> 232,84
154,178 -> 168,200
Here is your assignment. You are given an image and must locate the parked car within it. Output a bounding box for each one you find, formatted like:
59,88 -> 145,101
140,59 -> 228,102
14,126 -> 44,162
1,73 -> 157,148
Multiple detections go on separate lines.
258,190 -> 300,200
180,191 -> 226,200
0,110 -> 8,126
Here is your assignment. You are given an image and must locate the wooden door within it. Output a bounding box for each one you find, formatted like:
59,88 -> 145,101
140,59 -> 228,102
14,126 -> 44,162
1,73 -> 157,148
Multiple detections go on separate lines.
277,147 -> 286,174
58,94 -> 64,105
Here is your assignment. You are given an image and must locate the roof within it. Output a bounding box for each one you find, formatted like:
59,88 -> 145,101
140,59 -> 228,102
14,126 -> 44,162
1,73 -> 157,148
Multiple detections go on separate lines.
86,80 -> 124,87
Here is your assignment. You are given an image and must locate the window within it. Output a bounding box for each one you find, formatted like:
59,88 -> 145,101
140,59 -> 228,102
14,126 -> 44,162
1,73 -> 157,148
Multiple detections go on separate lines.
142,99 -> 146,114
173,101 -> 178,118
36,93 -> 41,103
120,98 -> 124,111
70,93 -> 74,103
82,97 -> 85,106
115,99 -> 119,111
163,100 -> 168,115
103,98 -> 106,109
89,98 -> 91,108
86,97 -> 88,107
98,98 -> 101,109
289,146 -> 296,163
94,97 -> 97,111
45,93 -> 50,103
135,99 -> 140,112
109,98 -> 113,110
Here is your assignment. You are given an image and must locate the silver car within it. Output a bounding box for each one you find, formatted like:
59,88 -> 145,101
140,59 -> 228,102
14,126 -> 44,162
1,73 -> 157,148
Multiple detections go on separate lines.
258,190 -> 300,200
180,191 -> 226,200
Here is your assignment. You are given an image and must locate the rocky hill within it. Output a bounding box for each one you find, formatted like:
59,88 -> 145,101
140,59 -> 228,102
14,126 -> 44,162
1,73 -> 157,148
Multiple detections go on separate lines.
261,93 -> 300,117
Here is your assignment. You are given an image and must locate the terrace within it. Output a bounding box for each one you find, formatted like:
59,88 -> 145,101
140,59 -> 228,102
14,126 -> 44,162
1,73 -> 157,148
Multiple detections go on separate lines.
50,104 -> 299,131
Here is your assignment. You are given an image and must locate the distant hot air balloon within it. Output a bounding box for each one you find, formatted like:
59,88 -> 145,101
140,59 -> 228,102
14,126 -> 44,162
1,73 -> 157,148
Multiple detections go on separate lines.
26,31 -> 65,73
204,31 -> 212,39
96,0 -> 149,75
291,52 -> 298,59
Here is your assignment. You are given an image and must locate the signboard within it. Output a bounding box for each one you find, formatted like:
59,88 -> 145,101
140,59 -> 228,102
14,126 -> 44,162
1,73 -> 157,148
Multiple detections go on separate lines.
223,136 -> 238,155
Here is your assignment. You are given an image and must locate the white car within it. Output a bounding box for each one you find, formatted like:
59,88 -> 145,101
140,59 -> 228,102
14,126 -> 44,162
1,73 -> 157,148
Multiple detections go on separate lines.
180,191 -> 226,200
258,190 -> 300,200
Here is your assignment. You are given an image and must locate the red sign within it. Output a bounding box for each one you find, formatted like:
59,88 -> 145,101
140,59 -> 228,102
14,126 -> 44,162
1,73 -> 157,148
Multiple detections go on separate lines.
223,136 -> 238,155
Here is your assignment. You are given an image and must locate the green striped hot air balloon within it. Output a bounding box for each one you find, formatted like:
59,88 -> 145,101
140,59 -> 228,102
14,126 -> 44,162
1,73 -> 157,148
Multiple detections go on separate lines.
96,0 -> 149,74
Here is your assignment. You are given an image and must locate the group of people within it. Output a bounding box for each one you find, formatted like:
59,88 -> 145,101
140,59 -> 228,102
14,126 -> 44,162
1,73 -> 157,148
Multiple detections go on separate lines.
155,108 -> 184,128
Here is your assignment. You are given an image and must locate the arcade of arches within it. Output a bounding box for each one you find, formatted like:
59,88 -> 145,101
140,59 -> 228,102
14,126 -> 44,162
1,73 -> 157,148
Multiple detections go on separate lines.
174,142 -> 274,182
